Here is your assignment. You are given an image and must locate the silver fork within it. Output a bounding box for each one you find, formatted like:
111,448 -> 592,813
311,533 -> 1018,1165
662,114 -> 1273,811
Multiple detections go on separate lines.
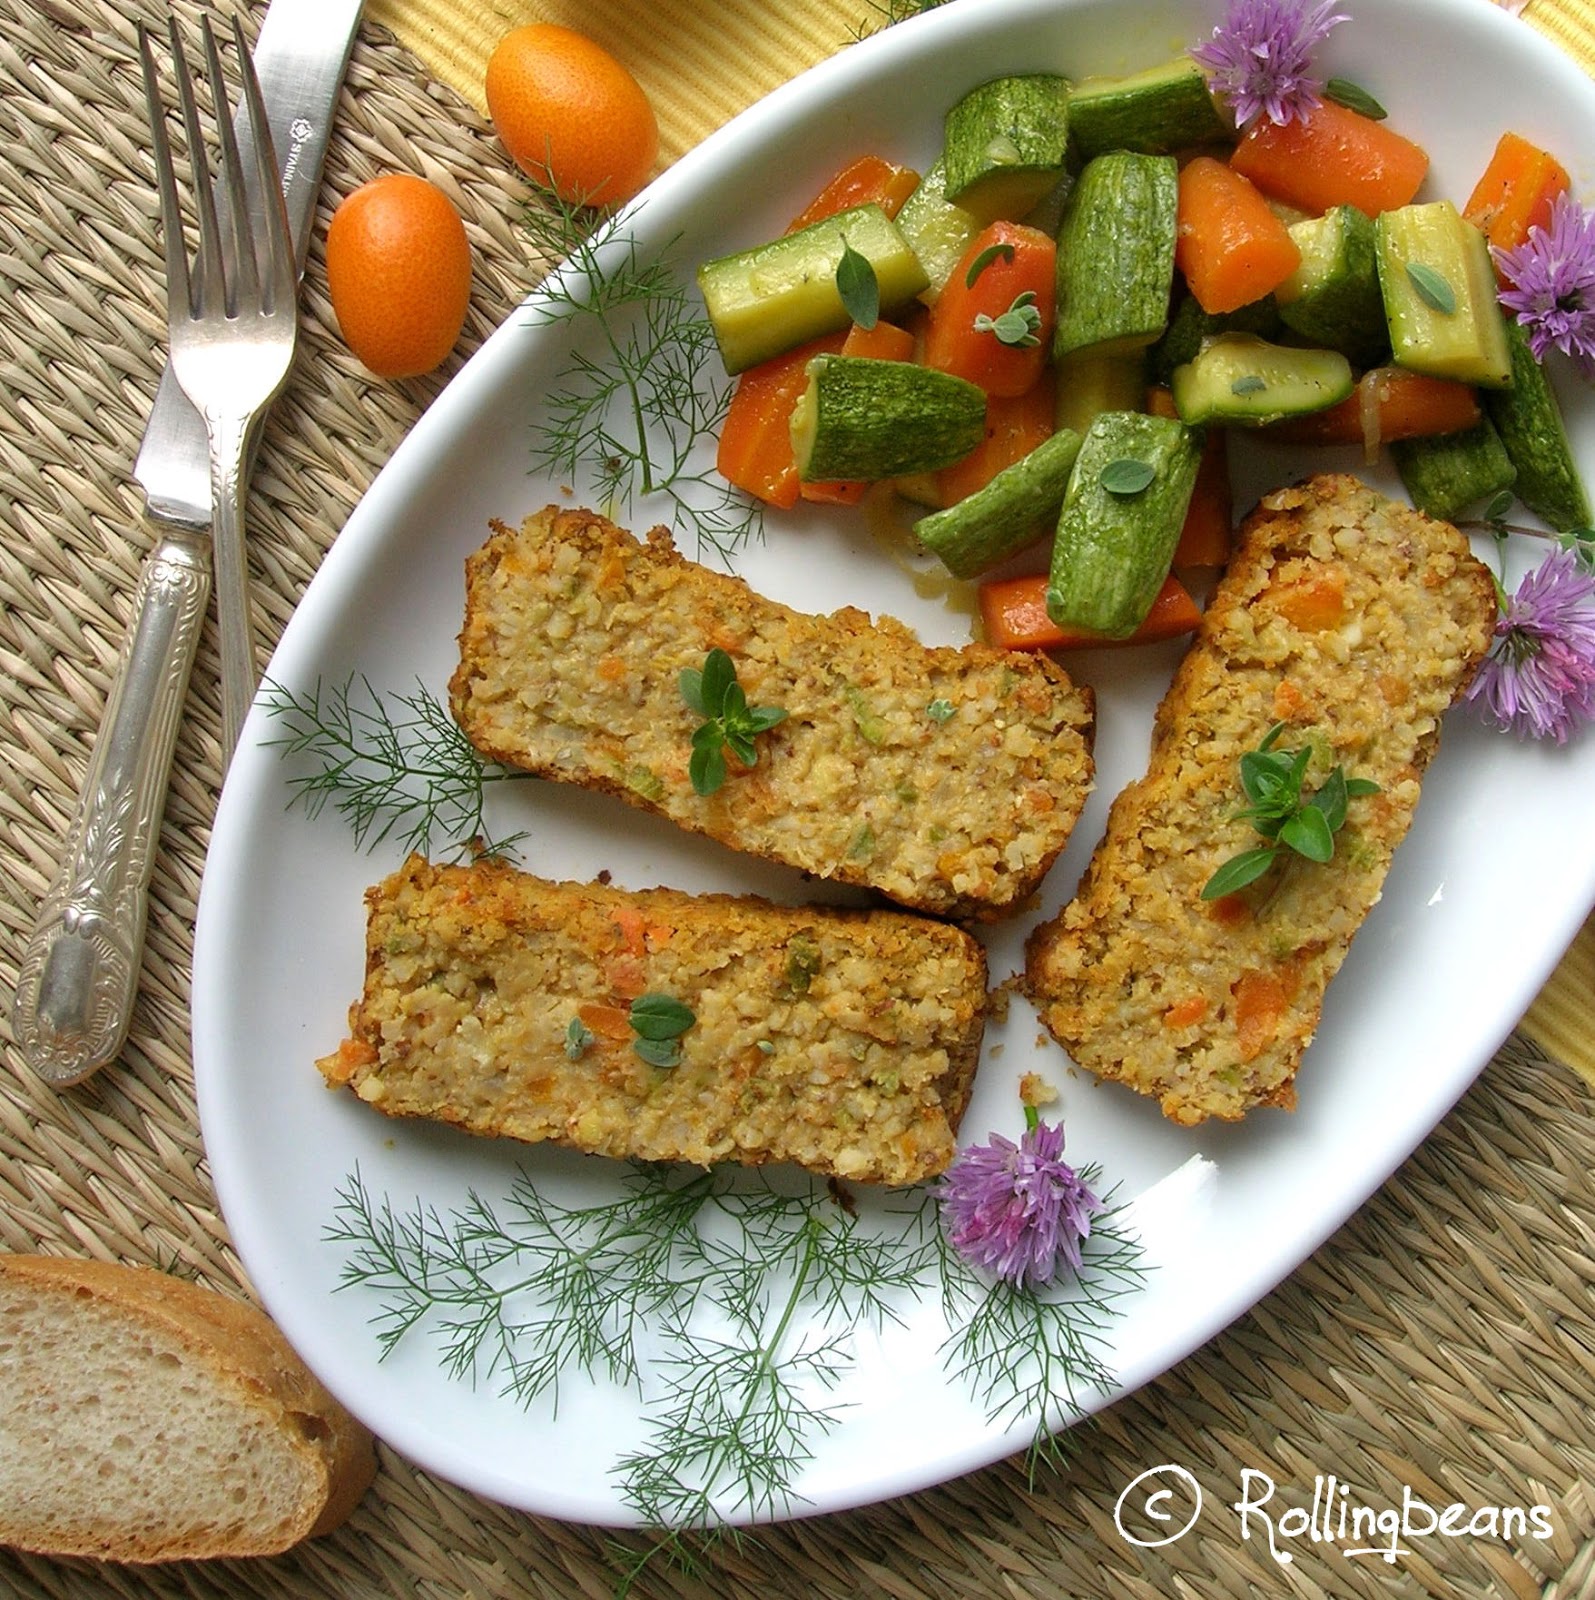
138,14 -> 298,767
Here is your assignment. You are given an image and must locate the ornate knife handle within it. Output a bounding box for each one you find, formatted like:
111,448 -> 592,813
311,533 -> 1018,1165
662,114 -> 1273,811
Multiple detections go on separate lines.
14,531 -> 210,1088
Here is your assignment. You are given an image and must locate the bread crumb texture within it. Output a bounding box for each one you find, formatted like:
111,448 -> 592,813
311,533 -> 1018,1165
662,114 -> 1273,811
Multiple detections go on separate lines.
318,854 -> 988,1186
448,506 -> 1095,921
0,1255 -> 375,1562
1024,474 -> 1497,1125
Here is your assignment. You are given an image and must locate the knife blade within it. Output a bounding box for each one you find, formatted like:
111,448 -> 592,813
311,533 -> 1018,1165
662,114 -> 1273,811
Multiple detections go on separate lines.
14,0 -> 362,1090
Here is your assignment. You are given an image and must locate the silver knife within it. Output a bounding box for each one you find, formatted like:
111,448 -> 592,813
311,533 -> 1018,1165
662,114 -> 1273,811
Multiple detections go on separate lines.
13,0 -> 362,1090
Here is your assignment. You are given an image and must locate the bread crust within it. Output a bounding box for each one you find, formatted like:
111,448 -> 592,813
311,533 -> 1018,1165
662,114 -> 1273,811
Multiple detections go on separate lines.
0,1254 -> 376,1561
318,853 -> 988,1186
1024,474 -> 1497,1124
448,506 -> 1095,921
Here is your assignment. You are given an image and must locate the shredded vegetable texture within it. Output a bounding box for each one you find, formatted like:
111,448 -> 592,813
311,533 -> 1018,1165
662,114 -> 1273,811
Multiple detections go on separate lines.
520,189 -> 762,565
327,1161 -> 1141,1565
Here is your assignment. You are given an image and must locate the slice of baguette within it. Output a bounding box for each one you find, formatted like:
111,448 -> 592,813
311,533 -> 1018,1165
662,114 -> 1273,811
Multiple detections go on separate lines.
0,1254 -> 376,1562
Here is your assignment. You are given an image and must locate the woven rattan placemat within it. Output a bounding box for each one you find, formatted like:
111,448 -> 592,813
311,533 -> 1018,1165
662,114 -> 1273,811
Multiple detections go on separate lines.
1,0 -> 1592,1596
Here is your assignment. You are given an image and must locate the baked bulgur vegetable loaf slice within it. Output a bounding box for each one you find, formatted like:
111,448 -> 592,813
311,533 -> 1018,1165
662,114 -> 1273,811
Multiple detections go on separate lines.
1024,473 -> 1496,1125
448,506 -> 1095,922
318,854 -> 988,1186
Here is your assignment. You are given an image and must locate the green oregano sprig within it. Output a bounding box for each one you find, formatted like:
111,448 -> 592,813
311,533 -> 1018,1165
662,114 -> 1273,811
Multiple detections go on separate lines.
1405,260 -> 1456,315
680,647 -> 788,796
629,994 -> 695,1068
1201,723 -> 1380,899
974,290 -> 1043,348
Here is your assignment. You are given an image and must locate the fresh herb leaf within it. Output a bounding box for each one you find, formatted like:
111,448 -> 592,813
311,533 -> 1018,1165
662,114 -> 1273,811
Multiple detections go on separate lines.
681,648 -> 788,796
1200,846 -> 1281,899
1324,77 -> 1387,119
973,290 -> 1042,348
565,1017 -> 595,1060
926,697 -> 956,723
520,189 -> 762,565
1201,723 -> 1380,899
629,994 -> 696,1042
1099,457 -> 1157,495
1405,261 -> 1457,315
835,240 -> 881,329
965,241 -> 1015,287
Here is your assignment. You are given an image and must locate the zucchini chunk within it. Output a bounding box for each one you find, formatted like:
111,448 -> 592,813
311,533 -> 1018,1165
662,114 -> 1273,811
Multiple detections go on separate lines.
1276,205 -> 1390,369
1171,333 -> 1354,426
1374,201 -> 1512,388
1391,417 -> 1517,520
1484,316 -> 1593,532
1054,152 -> 1179,362
790,355 -> 988,481
697,204 -> 929,374
1048,410 -> 1204,638
914,428 -> 1084,579
942,75 -> 1071,220
1066,57 -> 1231,161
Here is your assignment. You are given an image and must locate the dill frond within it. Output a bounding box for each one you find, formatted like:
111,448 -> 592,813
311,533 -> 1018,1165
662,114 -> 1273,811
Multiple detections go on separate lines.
518,189 -> 763,566
259,675 -> 528,858
325,1158 -> 1146,1539
849,0 -> 954,42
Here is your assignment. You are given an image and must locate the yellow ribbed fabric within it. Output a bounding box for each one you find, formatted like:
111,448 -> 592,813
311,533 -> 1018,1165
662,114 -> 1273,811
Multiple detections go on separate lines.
363,0 -> 1595,1090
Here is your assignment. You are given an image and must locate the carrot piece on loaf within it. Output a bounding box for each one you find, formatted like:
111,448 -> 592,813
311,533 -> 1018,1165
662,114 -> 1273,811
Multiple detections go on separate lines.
1023,474 -> 1496,1124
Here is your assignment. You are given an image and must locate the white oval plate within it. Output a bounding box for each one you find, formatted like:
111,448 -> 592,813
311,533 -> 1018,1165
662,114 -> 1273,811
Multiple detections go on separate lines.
194,0 -> 1595,1528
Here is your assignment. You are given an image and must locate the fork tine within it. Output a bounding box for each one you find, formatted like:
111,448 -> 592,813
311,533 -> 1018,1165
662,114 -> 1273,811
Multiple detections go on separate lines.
166,15 -> 227,323
202,16 -> 259,315
137,23 -> 191,323
229,15 -> 296,317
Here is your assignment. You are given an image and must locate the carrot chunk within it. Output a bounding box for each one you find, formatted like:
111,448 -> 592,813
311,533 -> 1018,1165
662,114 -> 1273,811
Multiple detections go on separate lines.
980,570 -> 1201,651
1147,386 -> 1232,567
922,220 -> 1056,398
785,154 -> 921,231
935,378 -> 1056,507
1262,367 -> 1481,449
716,333 -> 846,508
1464,131 -> 1571,254
1230,98 -> 1429,218
1176,156 -> 1302,315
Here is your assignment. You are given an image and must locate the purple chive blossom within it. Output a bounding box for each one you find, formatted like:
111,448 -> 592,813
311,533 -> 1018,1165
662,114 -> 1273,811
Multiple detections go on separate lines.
1466,548 -> 1595,743
938,1117 -> 1102,1292
1494,192 -> 1595,379
1189,0 -> 1348,129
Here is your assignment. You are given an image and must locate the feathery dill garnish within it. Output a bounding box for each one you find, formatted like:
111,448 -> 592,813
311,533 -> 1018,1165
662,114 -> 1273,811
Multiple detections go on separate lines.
850,0 -> 954,40
519,188 -> 762,566
259,675 -> 529,859
325,1156 -> 1143,1577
